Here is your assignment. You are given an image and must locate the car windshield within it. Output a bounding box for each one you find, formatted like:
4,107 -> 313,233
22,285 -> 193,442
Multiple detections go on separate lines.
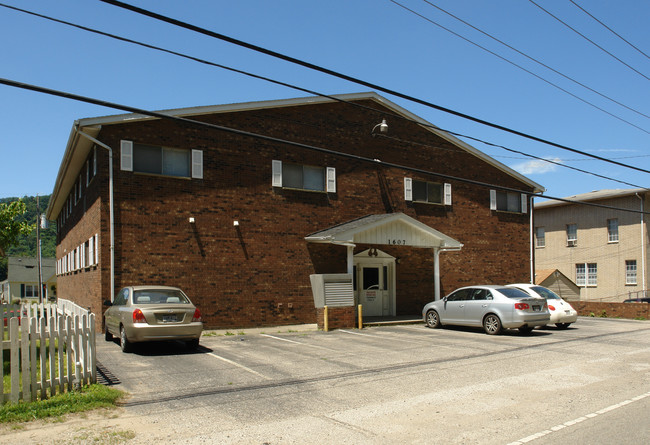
498,287 -> 532,300
530,286 -> 561,300
133,289 -> 190,304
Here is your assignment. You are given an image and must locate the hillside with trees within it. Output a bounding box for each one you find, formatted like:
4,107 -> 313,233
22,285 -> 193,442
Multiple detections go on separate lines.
0,195 -> 56,281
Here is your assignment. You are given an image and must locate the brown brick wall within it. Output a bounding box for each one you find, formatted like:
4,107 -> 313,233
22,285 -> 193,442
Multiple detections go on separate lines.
55,98 -> 535,330
316,306 -> 358,330
573,301 -> 650,319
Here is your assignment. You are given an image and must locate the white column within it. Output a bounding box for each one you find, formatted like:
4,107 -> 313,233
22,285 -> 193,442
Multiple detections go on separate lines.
347,245 -> 354,274
434,248 -> 441,300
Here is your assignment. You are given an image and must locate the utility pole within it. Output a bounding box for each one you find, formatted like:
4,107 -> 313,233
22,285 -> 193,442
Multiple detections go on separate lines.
36,195 -> 43,303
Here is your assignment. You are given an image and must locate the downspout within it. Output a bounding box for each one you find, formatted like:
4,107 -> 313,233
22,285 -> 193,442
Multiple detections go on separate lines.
530,194 -> 535,284
74,127 -> 115,303
436,245 -> 462,300
636,193 -> 646,295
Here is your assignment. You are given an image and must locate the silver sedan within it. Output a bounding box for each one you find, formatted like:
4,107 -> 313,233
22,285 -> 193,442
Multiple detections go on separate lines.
422,285 -> 550,335
104,286 -> 203,352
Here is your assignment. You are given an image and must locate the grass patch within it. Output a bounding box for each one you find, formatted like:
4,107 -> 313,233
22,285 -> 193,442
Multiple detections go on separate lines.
0,384 -> 124,424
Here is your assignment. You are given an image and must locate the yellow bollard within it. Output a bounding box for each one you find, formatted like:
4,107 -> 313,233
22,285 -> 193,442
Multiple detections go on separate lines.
324,306 -> 328,332
358,304 -> 363,329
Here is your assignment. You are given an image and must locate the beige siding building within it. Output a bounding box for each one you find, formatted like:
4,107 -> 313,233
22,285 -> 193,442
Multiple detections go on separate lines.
534,189 -> 648,302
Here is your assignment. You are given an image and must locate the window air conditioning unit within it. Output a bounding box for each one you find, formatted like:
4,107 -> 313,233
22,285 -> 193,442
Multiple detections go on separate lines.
567,239 -> 577,247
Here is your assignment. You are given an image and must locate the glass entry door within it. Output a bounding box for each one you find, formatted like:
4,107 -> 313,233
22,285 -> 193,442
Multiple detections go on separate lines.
359,265 -> 389,316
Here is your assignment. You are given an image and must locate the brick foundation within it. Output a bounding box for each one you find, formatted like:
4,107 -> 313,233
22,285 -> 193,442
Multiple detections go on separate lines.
316,306 -> 358,330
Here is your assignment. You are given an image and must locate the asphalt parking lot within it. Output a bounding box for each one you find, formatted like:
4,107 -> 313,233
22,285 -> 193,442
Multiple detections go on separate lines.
80,317 -> 650,444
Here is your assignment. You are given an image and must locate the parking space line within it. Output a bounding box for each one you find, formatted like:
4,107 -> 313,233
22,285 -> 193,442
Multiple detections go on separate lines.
505,390 -> 650,445
260,334 -> 303,344
206,352 -> 271,380
339,329 -> 377,337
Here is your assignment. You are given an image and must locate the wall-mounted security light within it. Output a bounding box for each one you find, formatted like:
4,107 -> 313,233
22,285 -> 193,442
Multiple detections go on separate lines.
233,220 -> 239,227
189,217 -> 195,224
371,119 -> 388,136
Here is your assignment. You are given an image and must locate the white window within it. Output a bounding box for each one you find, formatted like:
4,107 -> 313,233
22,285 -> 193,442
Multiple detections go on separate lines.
535,227 -> 545,248
404,178 -> 451,205
567,224 -> 577,247
87,147 -> 97,186
490,190 -> 527,213
271,160 -> 335,192
607,218 -> 619,243
577,263 -> 597,287
587,263 -> 598,286
626,260 -> 637,285
121,140 -> 202,179
88,236 -> 95,267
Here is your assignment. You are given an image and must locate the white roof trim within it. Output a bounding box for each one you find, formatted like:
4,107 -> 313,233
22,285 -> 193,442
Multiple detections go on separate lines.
305,213 -> 463,249
72,92 -> 543,193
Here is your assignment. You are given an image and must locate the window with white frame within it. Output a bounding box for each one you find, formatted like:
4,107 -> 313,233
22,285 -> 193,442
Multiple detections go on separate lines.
607,218 -> 619,243
626,260 -> 637,285
588,263 -> 597,286
86,147 -> 97,186
489,190 -> 527,213
121,140 -> 203,179
535,227 -> 545,247
404,178 -> 451,205
272,160 -> 335,192
23,284 -> 38,298
576,263 -> 597,287
566,224 -> 577,246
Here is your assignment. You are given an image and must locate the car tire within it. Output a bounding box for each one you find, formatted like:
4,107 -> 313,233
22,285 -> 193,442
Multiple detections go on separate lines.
120,326 -> 132,353
555,323 -> 571,329
425,310 -> 441,328
105,327 -> 113,342
518,326 -> 534,335
186,339 -> 200,350
483,314 -> 502,335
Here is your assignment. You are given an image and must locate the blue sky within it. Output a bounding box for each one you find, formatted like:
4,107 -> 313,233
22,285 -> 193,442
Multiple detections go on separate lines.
1,0 -> 649,202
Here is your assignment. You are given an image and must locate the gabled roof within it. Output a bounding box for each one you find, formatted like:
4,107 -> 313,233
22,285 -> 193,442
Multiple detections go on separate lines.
305,213 -> 463,249
47,92 -> 545,219
535,188 -> 648,209
7,257 -> 56,283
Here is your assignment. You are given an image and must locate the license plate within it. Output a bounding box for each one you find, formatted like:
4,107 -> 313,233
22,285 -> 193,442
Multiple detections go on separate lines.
532,305 -> 541,312
163,314 -> 178,323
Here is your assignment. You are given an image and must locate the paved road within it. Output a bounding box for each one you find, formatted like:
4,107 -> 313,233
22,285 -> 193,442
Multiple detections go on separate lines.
6,317 -> 650,443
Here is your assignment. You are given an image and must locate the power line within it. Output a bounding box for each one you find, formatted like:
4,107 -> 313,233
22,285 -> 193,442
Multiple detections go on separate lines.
97,0 -> 650,175
569,0 -> 650,61
1,76 -> 648,215
527,0 -> 650,82
389,0 -> 650,135
414,0 -> 650,121
2,3 -> 641,190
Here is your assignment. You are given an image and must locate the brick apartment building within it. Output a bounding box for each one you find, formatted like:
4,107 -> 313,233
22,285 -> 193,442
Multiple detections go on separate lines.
45,92 -> 544,330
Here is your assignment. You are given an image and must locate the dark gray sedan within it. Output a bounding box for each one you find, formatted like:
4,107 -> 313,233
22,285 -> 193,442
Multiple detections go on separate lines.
104,285 -> 203,352
422,285 -> 550,335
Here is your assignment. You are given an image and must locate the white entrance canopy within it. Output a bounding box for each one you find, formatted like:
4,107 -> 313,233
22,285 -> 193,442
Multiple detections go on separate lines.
305,213 -> 463,249
305,213 -> 463,300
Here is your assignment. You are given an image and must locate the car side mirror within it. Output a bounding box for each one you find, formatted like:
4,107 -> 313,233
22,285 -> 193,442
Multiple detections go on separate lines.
443,296 -> 448,302
103,300 -> 113,307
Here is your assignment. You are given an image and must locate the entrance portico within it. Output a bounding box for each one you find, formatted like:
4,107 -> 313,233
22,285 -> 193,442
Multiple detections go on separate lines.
305,213 -> 463,314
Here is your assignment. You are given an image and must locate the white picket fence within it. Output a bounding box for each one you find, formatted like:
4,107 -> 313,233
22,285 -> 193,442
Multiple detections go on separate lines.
1,299 -> 96,404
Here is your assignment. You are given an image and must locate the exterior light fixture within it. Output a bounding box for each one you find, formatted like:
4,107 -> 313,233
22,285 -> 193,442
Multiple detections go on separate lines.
233,220 -> 239,227
189,217 -> 195,224
371,119 -> 388,136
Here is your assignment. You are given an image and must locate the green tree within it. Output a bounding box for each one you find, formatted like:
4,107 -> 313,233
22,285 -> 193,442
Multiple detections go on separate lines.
0,199 -> 35,257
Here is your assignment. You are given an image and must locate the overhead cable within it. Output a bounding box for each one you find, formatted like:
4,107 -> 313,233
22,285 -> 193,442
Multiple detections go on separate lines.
1,76 -> 648,215
97,0 -> 650,175
569,0 -> 650,61
415,0 -> 650,121
2,2 -> 646,189
528,0 -> 650,82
